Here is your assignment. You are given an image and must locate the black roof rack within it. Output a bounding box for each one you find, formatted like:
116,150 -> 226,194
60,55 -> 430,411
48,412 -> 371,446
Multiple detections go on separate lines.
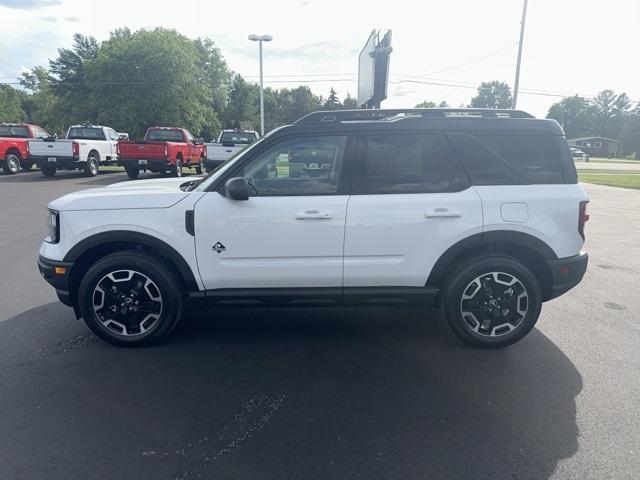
295,108 -> 535,125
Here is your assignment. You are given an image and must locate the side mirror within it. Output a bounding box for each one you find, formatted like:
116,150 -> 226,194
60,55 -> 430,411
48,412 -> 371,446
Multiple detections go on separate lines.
225,177 -> 250,200
194,137 -> 204,145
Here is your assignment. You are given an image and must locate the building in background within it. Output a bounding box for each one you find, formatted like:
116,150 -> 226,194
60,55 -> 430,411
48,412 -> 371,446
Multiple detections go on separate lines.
567,137 -> 619,157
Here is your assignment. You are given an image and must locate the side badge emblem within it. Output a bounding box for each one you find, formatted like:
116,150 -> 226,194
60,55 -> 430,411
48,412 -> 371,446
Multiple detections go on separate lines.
212,242 -> 226,253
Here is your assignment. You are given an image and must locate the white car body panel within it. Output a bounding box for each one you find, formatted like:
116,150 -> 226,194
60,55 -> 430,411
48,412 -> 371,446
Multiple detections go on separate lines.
476,184 -> 588,258
193,193 -> 348,289
28,125 -> 119,164
344,188 -> 483,287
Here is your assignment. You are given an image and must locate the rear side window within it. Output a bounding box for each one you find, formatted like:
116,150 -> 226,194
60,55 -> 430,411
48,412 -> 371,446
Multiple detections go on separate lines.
446,132 -> 565,185
356,133 -> 452,194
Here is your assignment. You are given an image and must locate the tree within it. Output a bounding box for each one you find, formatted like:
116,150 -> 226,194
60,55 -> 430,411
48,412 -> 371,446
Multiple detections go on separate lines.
438,101 -> 450,108
222,75 -> 259,130
590,89 -> 631,139
0,85 -> 26,122
20,67 -> 66,134
323,88 -> 340,109
342,93 -> 358,109
619,116 -> 640,159
48,33 -> 99,122
415,100 -> 436,108
85,28 -> 218,139
470,81 -> 512,109
546,95 -> 591,139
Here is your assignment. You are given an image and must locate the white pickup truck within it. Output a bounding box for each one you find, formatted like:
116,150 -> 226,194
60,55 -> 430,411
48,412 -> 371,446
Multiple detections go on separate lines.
28,125 -> 121,177
204,129 -> 259,172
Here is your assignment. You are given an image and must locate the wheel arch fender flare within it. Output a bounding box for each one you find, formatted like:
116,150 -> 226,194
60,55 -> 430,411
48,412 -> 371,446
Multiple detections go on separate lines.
63,230 -> 199,292
426,230 -> 558,288
5,147 -> 22,159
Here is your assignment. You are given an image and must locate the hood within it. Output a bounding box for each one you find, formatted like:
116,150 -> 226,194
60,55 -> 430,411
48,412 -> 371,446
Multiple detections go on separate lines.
49,176 -> 202,211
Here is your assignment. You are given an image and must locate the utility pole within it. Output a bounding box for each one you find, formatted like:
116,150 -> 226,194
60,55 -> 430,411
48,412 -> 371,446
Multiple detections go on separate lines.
512,0 -> 528,109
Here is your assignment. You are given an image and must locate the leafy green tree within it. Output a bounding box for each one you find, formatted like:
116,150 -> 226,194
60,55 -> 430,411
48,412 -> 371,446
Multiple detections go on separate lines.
0,85 -> 26,122
85,28 -> 217,139
342,93 -> 358,109
20,67 -> 66,133
223,75 -> 259,130
415,100 -> 436,108
546,95 -> 591,139
438,101 -> 450,108
619,116 -> 640,159
470,81 -> 512,109
590,90 -> 631,139
48,33 -> 99,122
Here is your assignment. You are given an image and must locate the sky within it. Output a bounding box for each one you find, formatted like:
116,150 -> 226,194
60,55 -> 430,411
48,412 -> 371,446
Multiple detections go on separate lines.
0,0 -> 638,118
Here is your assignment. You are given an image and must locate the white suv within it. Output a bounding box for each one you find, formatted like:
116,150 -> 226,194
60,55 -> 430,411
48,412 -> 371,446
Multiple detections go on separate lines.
38,109 -> 589,348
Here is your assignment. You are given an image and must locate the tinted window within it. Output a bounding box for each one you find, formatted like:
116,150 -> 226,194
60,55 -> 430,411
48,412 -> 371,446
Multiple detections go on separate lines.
447,132 -> 565,185
67,128 -> 106,140
358,133 -> 452,194
241,135 -> 347,196
0,126 -> 29,138
107,129 -> 120,141
220,132 -> 256,144
147,129 -> 184,142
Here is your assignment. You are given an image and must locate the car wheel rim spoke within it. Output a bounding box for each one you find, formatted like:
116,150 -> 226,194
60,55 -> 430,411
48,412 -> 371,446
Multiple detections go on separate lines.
92,269 -> 162,337
460,271 -> 528,337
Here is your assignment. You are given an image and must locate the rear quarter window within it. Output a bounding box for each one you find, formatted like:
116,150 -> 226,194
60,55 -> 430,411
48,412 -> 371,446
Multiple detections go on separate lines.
446,132 -> 566,185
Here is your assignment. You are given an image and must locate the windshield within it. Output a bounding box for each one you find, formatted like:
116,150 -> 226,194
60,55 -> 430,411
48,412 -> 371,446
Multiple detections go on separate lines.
219,132 -> 255,145
0,126 -> 29,138
194,137 -> 266,192
147,129 -> 184,142
67,127 -> 105,140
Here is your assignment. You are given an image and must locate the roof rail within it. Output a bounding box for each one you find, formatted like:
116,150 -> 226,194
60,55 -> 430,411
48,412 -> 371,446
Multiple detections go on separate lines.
294,108 -> 535,125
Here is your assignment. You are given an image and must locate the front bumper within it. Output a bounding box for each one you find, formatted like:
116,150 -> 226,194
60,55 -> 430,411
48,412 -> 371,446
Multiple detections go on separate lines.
546,252 -> 588,300
38,255 -> 74,307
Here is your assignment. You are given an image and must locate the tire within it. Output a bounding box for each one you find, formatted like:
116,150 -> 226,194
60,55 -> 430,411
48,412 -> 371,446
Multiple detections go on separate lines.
124,163 -> 140,180
84,156 -> 99,177
41,165 -> 56,177
21,160 -> 34,171
77,250 -> 184,347
195,158 -> 204,175
3,154 -> 20,175
441,254 -> 542,349
174,159 -> 183,177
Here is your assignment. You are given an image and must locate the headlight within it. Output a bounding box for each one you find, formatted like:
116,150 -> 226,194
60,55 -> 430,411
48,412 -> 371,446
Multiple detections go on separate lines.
45,209 -> 60,244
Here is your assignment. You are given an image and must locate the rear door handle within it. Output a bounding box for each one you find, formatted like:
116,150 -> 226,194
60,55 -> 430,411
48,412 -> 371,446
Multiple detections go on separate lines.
424,208 -> 462,218
296,210 -> 333,220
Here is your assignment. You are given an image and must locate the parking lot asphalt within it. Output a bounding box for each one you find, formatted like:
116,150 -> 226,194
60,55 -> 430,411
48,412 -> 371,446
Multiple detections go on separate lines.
1,169 -> 639,480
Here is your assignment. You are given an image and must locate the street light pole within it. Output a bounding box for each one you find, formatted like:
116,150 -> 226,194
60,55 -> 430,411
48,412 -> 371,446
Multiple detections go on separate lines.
248,34 -> 273,136
512,0 -> 528,109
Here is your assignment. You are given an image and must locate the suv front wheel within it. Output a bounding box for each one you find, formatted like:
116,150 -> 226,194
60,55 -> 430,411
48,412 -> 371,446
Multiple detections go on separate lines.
78,250 -> 183,347
442,255 -> 542,349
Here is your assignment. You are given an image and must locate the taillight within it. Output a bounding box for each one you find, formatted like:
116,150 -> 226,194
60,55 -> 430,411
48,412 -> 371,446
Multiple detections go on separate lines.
26,142 -> 30,155
578,200 -> 589,240
72,141 -> 80,157
164,145 -> 168,158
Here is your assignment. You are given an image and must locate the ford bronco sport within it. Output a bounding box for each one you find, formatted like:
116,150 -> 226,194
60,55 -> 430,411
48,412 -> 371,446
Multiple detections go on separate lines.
38,109 -> 589,348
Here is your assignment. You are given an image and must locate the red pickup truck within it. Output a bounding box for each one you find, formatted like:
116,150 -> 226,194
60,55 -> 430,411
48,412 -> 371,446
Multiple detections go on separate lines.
1,123 -> 50,174
117,127 -> 207,180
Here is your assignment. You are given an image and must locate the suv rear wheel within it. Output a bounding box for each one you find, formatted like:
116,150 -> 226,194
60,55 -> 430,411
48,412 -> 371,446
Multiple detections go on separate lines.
78,251 -> 183,347
442,255 -> 542,349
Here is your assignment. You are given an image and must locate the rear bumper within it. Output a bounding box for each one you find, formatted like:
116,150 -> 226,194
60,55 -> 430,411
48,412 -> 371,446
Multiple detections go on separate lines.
38,255 -> 74,307
546,252 -> 588,300
119,157 -> 170,170
31,156 -> 81,169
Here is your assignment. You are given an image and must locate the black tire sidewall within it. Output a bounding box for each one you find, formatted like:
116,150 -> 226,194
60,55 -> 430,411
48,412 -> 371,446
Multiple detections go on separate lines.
175,160 -> 183,177
125,163 -> 139,179
85,157 -> 99,177
41,165 -> 56,177
443,255 -> 542,349
78,251 -> 183,347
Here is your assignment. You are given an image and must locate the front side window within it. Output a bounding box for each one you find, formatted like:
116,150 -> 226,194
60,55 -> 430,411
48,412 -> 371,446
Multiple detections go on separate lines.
107,129 -> 119,141
33,126 -> 50,138
241,135 -> 348,196
356,133 -> 452,194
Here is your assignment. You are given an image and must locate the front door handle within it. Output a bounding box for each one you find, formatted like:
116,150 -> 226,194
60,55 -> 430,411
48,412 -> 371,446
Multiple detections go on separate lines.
296,210 -> 333,220
424,208 -> 462,218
